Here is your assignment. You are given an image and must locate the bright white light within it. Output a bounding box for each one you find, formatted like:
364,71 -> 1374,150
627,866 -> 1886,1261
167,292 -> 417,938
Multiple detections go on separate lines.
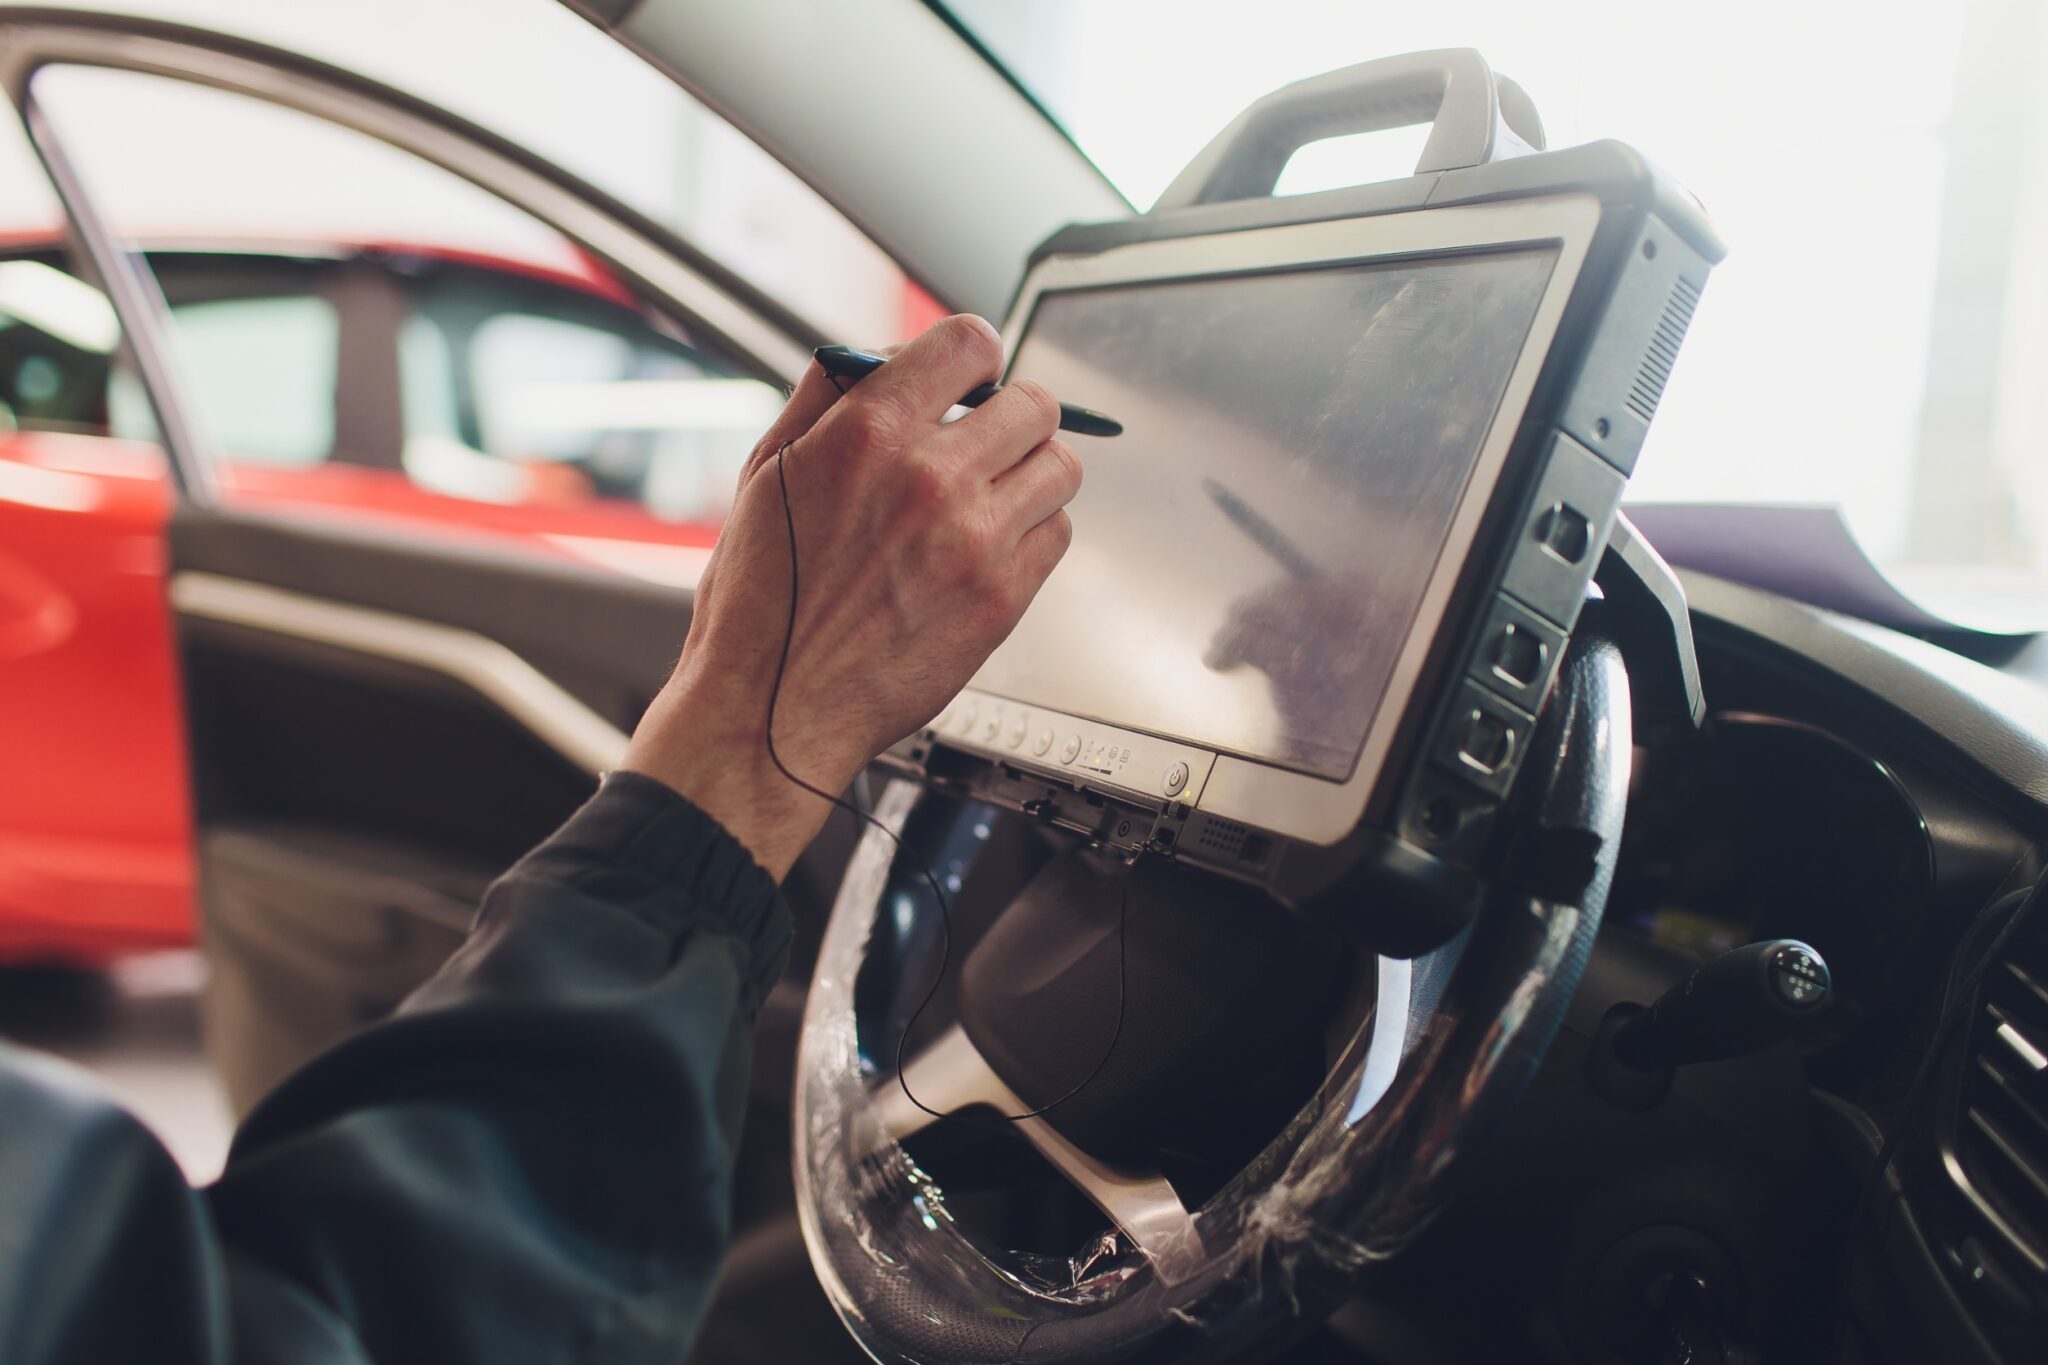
1997,1019 -> 2047,1073
955,0 -> 2048,583
493,378 -> 786,433
0,0 -> 914,344
0,260 -> 120,353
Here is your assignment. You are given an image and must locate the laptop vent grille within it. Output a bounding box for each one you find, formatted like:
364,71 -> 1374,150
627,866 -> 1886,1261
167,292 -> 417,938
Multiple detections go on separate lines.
1626,274 -> 1701,423
1190,817 -> 1248,858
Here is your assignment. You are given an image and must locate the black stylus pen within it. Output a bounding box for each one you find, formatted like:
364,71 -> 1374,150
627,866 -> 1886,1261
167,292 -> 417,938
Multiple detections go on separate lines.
814,344 -> 1123,438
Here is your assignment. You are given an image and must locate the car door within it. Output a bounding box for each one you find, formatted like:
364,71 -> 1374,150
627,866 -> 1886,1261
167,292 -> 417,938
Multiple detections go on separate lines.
0,8 -> 919,1117
0,233 -> 191,965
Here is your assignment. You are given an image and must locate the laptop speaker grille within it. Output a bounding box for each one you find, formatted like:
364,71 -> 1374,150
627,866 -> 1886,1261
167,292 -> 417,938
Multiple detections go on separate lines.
1626,274 -> 1701,423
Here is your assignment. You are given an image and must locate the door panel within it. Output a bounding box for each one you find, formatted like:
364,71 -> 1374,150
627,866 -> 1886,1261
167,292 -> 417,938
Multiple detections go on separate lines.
168,523 -> 656,850
170,502 -> 690,1104
170,506 -> 688,741
161,487 -> 702,1105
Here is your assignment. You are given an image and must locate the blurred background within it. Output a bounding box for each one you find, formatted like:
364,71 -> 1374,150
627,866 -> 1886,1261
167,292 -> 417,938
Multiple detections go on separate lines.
952,0 -> 2048,597
5,0 -> 2042,579
2,0 -> 2044,1180
8,1 -> 2039,589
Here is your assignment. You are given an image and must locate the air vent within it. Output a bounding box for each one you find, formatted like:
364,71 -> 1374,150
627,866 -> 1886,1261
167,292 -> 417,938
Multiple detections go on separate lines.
1954,904 -> 2048,1273
1625,274 -> 1701,423
1183,814 -> 1271,867
1190,816 -> 1248,858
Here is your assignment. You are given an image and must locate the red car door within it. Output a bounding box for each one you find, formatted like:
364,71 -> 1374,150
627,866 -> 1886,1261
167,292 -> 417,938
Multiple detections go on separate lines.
0,420 -> 191,962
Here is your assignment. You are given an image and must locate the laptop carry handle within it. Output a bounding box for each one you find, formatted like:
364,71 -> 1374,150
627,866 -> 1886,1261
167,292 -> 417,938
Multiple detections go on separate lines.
1154,47 -> 1544,211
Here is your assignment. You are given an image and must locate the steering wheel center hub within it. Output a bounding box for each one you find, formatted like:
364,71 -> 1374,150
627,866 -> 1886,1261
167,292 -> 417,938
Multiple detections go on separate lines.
957,850 -> 1345,1165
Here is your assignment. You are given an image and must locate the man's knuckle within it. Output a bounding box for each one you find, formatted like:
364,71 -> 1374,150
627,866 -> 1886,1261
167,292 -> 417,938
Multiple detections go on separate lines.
940,312 -> 1003,365
1045,440 -> 1083,493
1008,380 -> 1058,430
930,316 -> 1002,378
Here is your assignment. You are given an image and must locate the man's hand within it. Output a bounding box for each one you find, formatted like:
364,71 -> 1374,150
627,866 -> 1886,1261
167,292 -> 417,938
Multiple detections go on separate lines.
623,315 -> 1082,878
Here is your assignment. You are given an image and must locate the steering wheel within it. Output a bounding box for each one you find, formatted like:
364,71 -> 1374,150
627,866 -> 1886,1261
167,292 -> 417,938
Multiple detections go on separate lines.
794,633 -> 1629,1363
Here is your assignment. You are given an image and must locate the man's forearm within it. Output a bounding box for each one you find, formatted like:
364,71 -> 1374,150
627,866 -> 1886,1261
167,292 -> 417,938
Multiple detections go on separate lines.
206,773 -> 791,1365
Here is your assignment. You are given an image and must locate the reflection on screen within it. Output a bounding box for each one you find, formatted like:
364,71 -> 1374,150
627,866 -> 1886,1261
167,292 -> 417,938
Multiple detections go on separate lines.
973,247 -> 1558,780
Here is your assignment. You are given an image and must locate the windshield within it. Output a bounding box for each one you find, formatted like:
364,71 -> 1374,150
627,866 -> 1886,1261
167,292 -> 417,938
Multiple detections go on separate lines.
945,0 -> 2048,612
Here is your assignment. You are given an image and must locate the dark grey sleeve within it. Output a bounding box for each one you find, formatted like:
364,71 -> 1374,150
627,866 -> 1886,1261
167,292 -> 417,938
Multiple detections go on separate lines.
204,771 -> 792,1365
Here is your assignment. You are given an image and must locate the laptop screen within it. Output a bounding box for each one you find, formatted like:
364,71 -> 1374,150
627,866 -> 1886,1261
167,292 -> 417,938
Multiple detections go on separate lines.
971,246 -> 1559,780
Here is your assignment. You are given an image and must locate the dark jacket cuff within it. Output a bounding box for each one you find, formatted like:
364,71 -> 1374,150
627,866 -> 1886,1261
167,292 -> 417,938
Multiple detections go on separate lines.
517,770 -> 792,1010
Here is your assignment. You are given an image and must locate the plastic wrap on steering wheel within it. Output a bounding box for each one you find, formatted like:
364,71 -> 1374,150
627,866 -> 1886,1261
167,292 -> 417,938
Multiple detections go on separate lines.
792,630 -> 1631,1363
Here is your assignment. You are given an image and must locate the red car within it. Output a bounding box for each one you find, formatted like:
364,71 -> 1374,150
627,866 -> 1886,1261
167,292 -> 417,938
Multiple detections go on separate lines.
0,233 -> 938,963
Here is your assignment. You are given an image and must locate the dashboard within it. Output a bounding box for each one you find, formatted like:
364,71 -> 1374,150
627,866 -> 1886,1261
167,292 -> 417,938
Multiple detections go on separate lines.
1336,569 -> 2048,1365
1673,575 -> 2048,1365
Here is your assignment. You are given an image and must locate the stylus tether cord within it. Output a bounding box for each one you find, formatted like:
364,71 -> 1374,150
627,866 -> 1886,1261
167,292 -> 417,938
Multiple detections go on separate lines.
762,438 -> 1129,1125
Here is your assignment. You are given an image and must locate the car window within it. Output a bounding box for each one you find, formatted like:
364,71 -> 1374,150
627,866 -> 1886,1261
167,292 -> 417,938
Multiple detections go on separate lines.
398,301 -> 776,523
0,257 -> 119,437
463,311 -> 772,521
28,63 -> 786,530
164,295 -> 338,468
17,0 -> 942,342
